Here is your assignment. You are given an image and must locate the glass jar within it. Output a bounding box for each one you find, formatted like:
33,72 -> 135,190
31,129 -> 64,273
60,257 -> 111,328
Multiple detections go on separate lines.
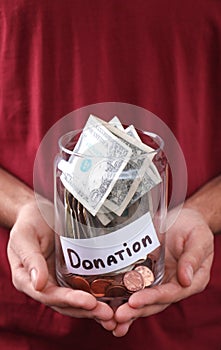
54,125 -> 168,307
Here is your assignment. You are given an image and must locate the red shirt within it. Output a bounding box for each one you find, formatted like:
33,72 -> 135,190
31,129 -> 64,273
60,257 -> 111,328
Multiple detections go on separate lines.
0,1 -> 221,349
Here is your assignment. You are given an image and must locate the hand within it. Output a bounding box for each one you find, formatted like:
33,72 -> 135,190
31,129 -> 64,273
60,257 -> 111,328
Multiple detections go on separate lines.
110,208 -> 214,337
7,200 -> 116,330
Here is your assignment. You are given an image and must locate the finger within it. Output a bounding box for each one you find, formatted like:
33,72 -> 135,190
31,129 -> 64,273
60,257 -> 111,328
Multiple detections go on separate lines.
115,302 -> 143,322
25,279 -> 98,310
114,301 -> 169,325
34,287 -> 98,309
51,300 -> 114,321
52,305 -> 99,319
112,319 -> 134,337
96,318 -> 117,331
115,296 -> 170,324
90,301 -> 114,320
127,281 -> 189,309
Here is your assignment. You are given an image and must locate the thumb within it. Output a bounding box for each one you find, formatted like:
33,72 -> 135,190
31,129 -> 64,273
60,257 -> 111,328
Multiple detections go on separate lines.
177,258 -> 194,287
26,251 -> 49,291
8,224 -> 49,292
177,227 -> 209,287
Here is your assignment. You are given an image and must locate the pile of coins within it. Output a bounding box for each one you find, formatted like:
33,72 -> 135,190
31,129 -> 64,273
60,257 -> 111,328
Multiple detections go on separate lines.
63,255 -> 155,299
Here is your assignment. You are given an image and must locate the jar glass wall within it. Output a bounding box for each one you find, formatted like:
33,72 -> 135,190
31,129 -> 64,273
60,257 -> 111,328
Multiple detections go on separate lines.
54,126 -> 168,307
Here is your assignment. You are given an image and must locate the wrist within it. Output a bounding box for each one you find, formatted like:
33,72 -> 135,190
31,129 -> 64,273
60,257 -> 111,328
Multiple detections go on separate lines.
184,176 -> 221,234
8,191 -> 36,229
0,168 -> 35,228
184,198 -> 212,228
15,197 -> 54,232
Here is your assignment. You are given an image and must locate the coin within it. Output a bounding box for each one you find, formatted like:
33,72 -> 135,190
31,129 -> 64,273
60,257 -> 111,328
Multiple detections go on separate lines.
123,270 -> 144,292
134,265 -> 154,287
105,284 -> 127,297
90,279 -> 112,297
68,275 -> 91,293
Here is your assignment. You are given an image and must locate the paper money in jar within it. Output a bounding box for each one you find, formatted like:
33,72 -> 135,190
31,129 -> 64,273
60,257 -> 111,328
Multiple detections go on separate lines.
54,114 -> 168,307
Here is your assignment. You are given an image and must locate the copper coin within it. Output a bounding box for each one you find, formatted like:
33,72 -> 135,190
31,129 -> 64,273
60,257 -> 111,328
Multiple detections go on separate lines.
90,279 -> 112,297
135,265 -> 154,287
107,273 -> 124,284
123,270 -> 144,292
105,284 -> 127,297
68,275 -> 91,293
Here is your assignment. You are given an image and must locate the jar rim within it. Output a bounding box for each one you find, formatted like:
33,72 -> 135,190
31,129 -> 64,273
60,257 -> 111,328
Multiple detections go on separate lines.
58,128 -> 164,159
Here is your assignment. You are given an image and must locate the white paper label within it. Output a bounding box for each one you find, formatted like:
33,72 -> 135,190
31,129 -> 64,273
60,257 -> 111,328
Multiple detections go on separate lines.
60,212 -> 160,275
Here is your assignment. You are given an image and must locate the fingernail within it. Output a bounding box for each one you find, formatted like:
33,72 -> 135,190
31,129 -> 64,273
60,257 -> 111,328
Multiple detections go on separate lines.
30,268 -> 37,289
186,265 -> 193,284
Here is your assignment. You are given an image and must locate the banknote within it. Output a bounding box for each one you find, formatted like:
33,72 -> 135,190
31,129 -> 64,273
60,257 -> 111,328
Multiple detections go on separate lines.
99,116 -> 155,155
124,123 -> 162,207
97,116 -> 161,216
108,116 -> 125,130
104,156 -> 150,216
59,115 -> 132,216
90,115 -> 148,215
96,205 -> 115,226
124,124 -> 140,140
64,189 -> 75,238
96,121 -> 160,223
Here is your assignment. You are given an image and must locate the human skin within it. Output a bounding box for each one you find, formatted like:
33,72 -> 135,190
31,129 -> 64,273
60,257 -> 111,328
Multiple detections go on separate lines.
1,169 -> 115,325
1,168 -> 220,336
111,177 -> 221,336
111,207 -> 215,336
